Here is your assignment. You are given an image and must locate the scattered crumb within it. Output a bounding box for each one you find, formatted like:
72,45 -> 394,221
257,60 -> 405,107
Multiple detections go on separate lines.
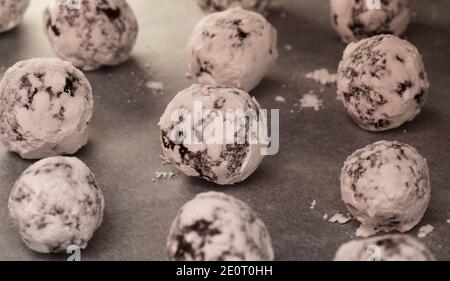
159,155 -> 172,165
155,171 -> 177,180
418,224 -> 434,238
284,44 -> 293,51
403,129 -> 408,133
280,12 -> 286,19
329,213 -> 351,224
275,96 -> 286,103
305,68 -> 337,85
447,219 -> 450,224
323,214 -> 328,220
146,80 -> 165,94
299,93 -> 323,111
355,224 -> 377,238
310,200 -> 316,210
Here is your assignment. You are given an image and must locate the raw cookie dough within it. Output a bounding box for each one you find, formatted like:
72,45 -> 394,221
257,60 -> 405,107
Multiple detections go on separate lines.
340,140 -> 431,237
159,84 -> 267,185
8,157 -> 104,253
0,0 -> 29,33
195,0 -> 271,13
0,58 -> 93,159
43,0 -> 139,71
167,192 -> 274,261
330,0 -> 410,43
334,234 -> 435,261
337,35 -> 429,132
187,7 -> 278,92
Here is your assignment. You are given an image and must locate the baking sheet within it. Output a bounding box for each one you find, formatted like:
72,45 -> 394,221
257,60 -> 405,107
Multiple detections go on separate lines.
0,0 -> 449,261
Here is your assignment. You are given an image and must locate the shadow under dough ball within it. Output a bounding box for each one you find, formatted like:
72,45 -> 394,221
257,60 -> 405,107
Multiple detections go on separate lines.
195,0 -> 271,13
43,0 -> 138,71
0,0 -> 29,33
159,84 -> 267,185
337,34 -> 429,132
340,140 -> 431,237
330,0 -> 411,43
187,7 -> 278,92
0,58 -> 93,159
167,192 -> 274,261
334,234 -> 435,261
8,156 -> 104,253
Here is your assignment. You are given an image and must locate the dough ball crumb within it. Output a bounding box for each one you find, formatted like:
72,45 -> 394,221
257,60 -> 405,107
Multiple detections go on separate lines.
8,156 -> 105,253
43,0 -> 138,71
337,34 -> 429,132
340,140 -> 431,237
334,234 -> 435,261
159,84 -> 267,185
167,192 -> 274,261
0,0 -> 29,33
330,0 -> 411,43
187,7 -> 278,92
0,58 -> 93,159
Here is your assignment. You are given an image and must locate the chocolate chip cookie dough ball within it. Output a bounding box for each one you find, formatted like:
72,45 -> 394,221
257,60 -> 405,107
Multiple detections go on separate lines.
187,7 -> 278,92
43,0 -> 138,71
167,192 -> 274,261
195,0 -> 271,13
340,141 -> 431,237
0,0 -> 29,33
0,58 -> 93,159
330,0 -> 411,43
8,157 -> 104,253
334,235 -> 435,261
337,35 -> 429,132
159,84 -> 267,185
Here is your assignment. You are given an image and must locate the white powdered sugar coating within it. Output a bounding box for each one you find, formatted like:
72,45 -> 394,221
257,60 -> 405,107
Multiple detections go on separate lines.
330,0 -> 410,43
341,141 -> 431,237
0,58 -> 93,159
43,0 -> 138,71
187,7 -> 278,92
159,84 -> 267,185
337,35 -> 429,132
334,234 -> 435,261
8,157 -> 104,253
0,0 -> 29,33
167,192 -> 274,261
195,0 -> 271,12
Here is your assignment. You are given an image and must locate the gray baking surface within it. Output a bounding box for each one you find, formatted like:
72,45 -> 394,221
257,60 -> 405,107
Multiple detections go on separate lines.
0,0 -> 449,261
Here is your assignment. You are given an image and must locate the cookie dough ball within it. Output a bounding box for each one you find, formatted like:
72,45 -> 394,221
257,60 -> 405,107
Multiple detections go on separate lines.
187,7 -> 278,92
341,141 -> 431,237
337,35 -> 429,132
8,157 -> 104,253
159,84 -> 267,185
167,192 -> 274,261
334,234 -> 435,261
0,0 -> 29,33
43,0 -> 138,71
195,0 -> 271,13
330,0 -> 410,43
0,58 -> 93,159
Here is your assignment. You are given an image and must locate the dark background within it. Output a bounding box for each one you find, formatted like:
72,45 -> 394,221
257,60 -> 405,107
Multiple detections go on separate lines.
0,0 -> 449,261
